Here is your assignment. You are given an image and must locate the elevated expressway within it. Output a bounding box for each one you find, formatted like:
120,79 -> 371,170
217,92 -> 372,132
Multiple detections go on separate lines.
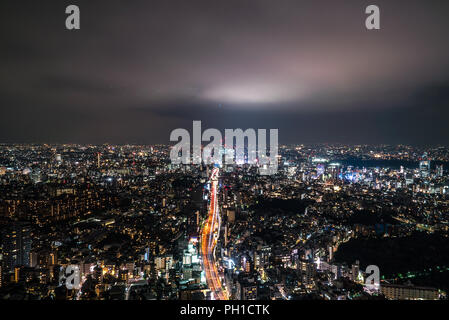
200,167 -> 229,300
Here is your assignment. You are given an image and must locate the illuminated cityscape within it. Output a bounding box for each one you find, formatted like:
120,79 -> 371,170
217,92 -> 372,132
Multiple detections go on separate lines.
1,0 -> 449,308
1,143 -> 448,300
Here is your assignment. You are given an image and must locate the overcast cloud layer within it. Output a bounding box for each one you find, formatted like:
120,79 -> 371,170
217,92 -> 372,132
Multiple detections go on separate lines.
1,0 -> 449,145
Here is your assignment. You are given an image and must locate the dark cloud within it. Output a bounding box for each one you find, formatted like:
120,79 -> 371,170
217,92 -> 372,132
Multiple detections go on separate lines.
1,0 -> 449,144
39,74 -> 120,95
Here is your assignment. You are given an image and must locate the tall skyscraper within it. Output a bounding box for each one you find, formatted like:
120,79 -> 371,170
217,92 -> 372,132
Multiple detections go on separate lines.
419,160 -> 431,178
2,222 -> 32,271
419,153 -> 431,178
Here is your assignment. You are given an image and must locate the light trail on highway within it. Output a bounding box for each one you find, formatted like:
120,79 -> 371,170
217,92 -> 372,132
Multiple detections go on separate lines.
201,167 -> 229,300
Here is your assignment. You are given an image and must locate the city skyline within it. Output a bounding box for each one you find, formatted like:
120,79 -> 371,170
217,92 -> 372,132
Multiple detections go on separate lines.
1,143 -> 448,301
1,1 -> 449,304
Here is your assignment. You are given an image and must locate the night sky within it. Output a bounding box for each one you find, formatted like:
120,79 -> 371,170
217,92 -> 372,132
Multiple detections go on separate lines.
1,0 -> 449,145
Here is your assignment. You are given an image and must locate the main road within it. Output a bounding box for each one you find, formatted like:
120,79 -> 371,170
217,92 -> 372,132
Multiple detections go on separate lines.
201,167 -> 229,300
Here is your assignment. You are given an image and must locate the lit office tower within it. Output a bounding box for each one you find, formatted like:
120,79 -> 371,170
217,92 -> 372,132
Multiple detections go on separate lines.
2,222 -> 31,271
419,160 -> 431,178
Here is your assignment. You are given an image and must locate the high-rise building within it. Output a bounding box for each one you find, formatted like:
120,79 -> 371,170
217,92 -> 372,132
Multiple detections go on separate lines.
260,246 -> 271,267
2,222 -> 32,271
419,160 -> 431,178
254,252 -> 260,270
351,261 -> 360,282
298,259 -> 315,287
419,153 -> 431,178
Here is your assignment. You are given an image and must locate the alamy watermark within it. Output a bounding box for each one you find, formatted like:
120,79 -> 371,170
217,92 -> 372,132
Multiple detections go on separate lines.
59,265 -> 81,290
365,265 -> 380,290
64,4 -> 380,31
170,121 -> 279,175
